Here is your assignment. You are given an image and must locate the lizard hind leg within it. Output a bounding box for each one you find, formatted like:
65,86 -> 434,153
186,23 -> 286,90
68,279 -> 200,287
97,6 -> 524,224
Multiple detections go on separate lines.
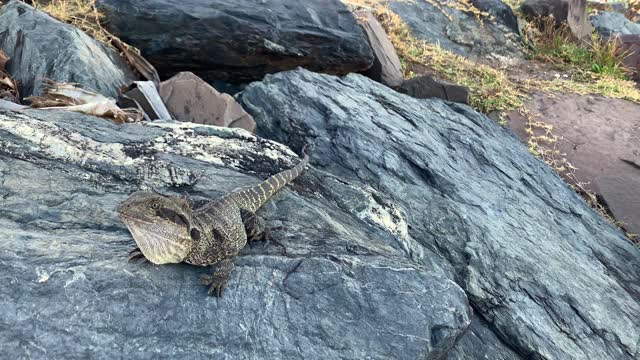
199,258 -> 235,297
240,209 -> 271,242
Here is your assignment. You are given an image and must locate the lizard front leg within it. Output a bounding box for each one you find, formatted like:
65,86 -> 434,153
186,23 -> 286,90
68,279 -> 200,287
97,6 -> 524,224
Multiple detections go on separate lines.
128,247 -> 148,264
240,209 -> 271,242
199,258 -> 235,297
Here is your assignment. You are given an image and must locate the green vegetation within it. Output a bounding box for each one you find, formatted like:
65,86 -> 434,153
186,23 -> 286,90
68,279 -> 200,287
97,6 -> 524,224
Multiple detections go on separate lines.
526,18 -> 629,80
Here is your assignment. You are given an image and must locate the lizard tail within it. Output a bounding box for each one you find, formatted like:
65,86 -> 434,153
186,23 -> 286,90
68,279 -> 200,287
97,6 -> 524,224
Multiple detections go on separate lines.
233,146 -> 310,212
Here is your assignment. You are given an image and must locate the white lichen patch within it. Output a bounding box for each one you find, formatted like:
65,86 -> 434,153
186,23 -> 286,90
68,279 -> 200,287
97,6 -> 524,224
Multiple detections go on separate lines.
35,268 -> 50,283
146,121 -> 298,168
0,112 -> 136,168
360,198 -> 409,241
351,184 -> 425,261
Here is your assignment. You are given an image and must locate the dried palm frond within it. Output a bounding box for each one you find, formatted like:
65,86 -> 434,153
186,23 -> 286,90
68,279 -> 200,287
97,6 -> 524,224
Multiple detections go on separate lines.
27,79 -> 143,123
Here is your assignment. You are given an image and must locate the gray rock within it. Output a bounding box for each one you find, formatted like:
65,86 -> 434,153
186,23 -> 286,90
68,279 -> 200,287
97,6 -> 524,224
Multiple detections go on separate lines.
399,75 -> 469,104
0,1 -> 137,99
447,316 -> 522,360
239,69 -> 640,359
591,11 -> 640,37
387,0 -> 522,62
0,108 -> 470,359
95,0 -> 374,83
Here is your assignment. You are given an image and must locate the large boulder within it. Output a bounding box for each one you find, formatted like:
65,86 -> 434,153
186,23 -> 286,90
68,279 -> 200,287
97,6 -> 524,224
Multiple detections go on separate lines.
0,1 -> 137,99
0,108 -> 470,359
239,69 -> 640,359
506,92 -> 640,237
387,0 -> 522,62
95,0 -> 374,83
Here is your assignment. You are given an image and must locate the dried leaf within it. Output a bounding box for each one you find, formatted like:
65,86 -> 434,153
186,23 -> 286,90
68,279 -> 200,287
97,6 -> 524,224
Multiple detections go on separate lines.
28,79 -> 143,123
0,50 -> 9,70
111,36 -> 161,88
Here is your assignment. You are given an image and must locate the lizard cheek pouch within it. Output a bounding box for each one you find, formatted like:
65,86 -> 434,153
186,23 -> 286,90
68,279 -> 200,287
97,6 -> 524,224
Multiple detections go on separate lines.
121,218 -> 192,264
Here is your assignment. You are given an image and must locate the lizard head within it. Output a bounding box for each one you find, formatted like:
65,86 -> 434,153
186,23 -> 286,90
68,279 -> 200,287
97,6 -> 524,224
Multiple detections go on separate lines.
117,191 -> 194,265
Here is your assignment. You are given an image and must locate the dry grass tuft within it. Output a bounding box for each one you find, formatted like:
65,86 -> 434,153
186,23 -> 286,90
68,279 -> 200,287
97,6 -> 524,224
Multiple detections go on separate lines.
29,0 -> 113,44
374,5 -> 526,113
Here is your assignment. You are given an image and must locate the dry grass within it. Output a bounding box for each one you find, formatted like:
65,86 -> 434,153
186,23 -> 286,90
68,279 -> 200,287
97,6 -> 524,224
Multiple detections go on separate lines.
29,0 -> 113,44
374,5 -> 526,113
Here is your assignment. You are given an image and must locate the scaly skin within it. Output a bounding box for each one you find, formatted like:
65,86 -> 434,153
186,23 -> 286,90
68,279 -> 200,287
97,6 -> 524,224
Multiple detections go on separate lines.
118,148 -> 309,297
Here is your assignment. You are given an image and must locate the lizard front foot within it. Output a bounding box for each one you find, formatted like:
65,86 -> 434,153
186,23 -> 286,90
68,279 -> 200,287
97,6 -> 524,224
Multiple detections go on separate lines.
199,258 -> 234,297
199,274 -> 229,297
128,247 -> 148,264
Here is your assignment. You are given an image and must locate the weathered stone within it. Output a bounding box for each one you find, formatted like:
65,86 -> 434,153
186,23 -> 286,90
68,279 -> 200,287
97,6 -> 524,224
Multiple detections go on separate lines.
591,11 -> 640,37
96,0 -> 374,83
506,92 -> 640,236
159,72 -> 256,133
240,69 -> 640,360
0,1 -> 137,99
388,0 -> 523,62
399,75 -> 469,104
355,10 -> 404,89
0,108 -> 470,359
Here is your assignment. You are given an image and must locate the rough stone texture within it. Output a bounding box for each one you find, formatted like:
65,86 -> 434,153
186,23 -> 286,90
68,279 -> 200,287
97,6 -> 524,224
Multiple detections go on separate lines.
388,0 -> 522,62
521,0 -> 569,22
447,316 -> 522,360
0,109 -> 470,359
399,75 -> 469,104
470,0 -> 520,33
159,72 -> 256,133
0,1 -> 137,99
240,69 -> 640,360
506,92 -> 640,236
591,11 -> 640,37
355,10 -> 404,89
96,0 -> 374,83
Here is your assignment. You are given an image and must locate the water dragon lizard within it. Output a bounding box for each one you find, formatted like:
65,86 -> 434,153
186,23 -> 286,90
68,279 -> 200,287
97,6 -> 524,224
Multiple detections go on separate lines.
117,147 -> 309,297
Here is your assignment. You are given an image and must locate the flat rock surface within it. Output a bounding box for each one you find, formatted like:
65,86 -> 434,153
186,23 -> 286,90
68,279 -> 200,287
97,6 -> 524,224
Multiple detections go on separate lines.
388,0 -> 522,62
506,92 -> 640,236
96,0 -> 374,83
240,69 -> 640,359
0,109 -> 470,359
0,1 -> 137,99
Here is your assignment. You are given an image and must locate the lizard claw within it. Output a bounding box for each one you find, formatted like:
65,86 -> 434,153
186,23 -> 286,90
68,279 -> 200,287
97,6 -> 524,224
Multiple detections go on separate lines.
199,274 -> 228,297
128,247 -> 148,264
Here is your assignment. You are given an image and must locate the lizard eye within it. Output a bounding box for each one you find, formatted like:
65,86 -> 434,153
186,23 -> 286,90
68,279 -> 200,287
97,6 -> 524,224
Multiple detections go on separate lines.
150,201 -> 161,210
